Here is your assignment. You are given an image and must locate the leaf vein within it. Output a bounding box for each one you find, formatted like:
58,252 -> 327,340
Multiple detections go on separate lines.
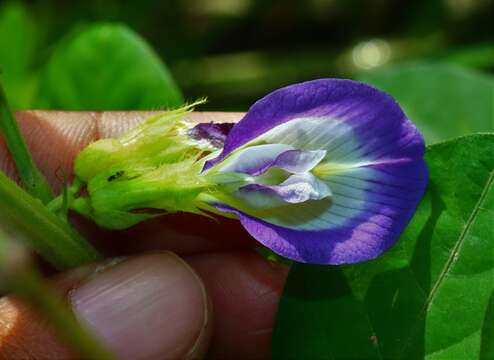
426,168 -> 493,310
402,167 -> 494,355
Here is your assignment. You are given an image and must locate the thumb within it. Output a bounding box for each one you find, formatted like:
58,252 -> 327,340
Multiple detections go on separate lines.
0,252 -> 211,360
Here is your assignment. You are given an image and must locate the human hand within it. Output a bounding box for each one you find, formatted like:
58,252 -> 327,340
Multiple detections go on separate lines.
0,111 -> 288,359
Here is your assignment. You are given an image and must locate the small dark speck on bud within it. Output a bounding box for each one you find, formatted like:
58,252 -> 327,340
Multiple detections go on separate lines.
107,170 -> 125,182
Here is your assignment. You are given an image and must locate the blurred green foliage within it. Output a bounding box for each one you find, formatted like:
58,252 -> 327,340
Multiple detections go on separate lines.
359,62 -> 494,144
0,2 -> 37,108
0,0 -> 493,112
35,23 -> 182,110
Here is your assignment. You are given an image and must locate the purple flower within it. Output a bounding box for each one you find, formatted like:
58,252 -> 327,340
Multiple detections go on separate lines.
73,79 -> 427,265
199,79 -> 428,265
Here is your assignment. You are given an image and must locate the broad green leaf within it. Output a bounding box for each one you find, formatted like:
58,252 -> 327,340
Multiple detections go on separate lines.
35,23 -> 183,110
0,2 -> 37,108
358,63 -> 494,144
274,134 -> 494,360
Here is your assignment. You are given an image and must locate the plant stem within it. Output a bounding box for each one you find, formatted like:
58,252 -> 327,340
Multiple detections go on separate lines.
0,82 -> 53,203
0,170 -> 102,270
0,232 -> 114,359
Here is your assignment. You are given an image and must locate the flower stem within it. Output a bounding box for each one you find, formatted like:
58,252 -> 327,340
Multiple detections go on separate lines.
0,232 -> 114,359
0,170 -> 102,270
0,82 -> 53,204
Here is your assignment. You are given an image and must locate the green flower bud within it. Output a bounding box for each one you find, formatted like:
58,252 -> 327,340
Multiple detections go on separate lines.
72,101 -> 215,229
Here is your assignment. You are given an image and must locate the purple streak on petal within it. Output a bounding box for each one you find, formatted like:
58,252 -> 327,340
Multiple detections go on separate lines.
188,122 -> 234,148
240,173 -> 331,205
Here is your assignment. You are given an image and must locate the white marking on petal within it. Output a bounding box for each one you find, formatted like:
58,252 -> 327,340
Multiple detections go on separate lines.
232,173 -> 331,210
271,149 -> 327,174
251,117 -> 366,163
272,173 -> 331,203
215,143 -> 294,174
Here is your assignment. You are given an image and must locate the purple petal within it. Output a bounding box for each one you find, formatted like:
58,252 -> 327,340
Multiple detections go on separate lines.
206,79 -> 427,264
188,122 -> 234,148
215,164 -> 424,265
215,160 -> 428,265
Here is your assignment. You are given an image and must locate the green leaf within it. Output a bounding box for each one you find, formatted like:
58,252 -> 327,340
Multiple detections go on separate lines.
0,1 -> 37,108
35,23 -> 183,110
273,134 -> 494,360
358,63 -> 494,144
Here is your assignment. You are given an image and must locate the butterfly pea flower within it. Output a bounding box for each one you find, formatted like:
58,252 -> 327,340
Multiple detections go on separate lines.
71,79 -> 427,265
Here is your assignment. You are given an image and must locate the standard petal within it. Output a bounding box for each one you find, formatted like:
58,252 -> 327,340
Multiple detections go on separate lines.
205,79 -> 428,264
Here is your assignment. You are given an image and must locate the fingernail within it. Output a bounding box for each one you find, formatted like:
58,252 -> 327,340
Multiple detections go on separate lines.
70,253 -> 209,360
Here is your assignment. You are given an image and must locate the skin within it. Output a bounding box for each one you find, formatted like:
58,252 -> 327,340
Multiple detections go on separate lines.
0,111 -> 288,359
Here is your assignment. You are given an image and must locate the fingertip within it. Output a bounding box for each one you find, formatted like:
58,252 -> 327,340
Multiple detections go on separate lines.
0,253 -> 211,360
70,252 -> 210,360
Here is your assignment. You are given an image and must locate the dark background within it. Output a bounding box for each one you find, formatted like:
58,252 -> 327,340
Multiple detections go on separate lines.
1,0 -> 493,110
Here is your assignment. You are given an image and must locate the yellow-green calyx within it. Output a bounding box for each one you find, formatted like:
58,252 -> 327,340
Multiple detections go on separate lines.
70,102 -> 218,229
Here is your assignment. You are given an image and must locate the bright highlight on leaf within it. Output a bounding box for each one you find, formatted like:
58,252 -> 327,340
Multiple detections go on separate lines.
71,79 -> 428,265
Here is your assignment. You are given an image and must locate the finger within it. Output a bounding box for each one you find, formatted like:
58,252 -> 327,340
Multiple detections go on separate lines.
187,251 -> 288,360
1,111 -> 254,255
0,252 -> 211,360
0,251 -> 287,360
